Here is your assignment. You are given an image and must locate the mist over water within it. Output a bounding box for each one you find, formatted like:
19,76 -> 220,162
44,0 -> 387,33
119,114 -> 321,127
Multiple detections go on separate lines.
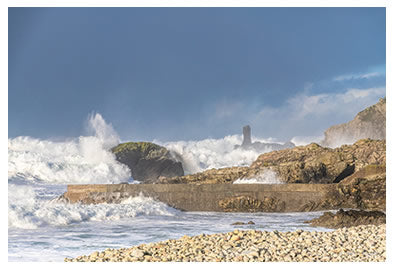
8,115 -> 130,184
8,113 -> 134,230
85,112 -> 121,149
159,135 -> 279,174
8,184 -> 178,230
234,169 -> 284,184
290,135 -> 324,147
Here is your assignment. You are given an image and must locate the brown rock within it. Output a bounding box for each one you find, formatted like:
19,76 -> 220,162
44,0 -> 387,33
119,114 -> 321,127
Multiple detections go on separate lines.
231,221 -> 256,225
321,97 -> 386,148
231,222 -> 246,225
158,166 -> 253,184
337,164 -> 386,211
111,142 -> 184,183
158,139 -> 385,186
250,139 -> 385,184
219,195 -> 286,212
305,209 -> 386,229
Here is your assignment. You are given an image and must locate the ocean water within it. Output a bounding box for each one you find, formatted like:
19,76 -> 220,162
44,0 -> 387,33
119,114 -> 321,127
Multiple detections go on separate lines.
8,113 -> 331,262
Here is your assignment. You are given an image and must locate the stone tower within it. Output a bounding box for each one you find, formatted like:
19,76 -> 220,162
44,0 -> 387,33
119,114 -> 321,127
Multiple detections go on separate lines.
241,125 -> 252,147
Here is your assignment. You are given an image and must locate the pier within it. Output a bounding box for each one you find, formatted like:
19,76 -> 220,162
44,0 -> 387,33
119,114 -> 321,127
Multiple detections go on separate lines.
64,183 -> 338,212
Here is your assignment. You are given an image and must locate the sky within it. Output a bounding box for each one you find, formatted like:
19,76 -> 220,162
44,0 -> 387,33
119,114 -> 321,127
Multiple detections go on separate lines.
8,7 -> 386,142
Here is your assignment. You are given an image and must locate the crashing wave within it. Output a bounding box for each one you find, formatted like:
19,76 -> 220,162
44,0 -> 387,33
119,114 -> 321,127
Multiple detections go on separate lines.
233,169 -> 284,184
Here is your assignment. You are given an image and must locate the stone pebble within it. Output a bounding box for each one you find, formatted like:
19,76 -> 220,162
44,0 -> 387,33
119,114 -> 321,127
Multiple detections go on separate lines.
65,224 -> 385,262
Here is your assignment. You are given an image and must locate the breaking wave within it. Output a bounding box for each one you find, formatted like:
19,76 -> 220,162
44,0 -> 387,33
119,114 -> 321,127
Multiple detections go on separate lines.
159,135 -> 279,174
8,113 -> 147,229
233,169 -> 284,184
8,113 -> 131,184
8,184 -> 178,229
290,135 -> 324,147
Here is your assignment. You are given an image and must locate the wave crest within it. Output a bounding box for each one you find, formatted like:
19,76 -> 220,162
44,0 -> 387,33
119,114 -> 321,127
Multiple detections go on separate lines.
8,113 -> 130,184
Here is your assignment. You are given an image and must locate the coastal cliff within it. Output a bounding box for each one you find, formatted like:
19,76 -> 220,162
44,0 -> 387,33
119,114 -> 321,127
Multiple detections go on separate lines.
321,98 -> 386,148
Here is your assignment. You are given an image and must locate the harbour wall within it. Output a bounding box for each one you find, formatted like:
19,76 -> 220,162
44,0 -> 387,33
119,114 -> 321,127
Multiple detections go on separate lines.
64,184 -> 339,212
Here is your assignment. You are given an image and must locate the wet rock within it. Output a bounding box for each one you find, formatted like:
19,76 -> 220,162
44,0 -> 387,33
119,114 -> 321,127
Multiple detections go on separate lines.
231,221 -> 256,226
305,209 -> 386,229
219,195 -> 286,212
231,222 -> 246,225
111,142 -> 184,183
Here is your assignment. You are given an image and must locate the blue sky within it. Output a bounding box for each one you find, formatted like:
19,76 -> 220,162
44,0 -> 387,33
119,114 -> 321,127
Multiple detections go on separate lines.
8,7 -> 386,142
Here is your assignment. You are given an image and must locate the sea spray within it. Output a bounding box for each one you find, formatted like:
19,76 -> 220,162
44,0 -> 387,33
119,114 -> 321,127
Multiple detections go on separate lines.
290,135 -> 324,147
8,113 -> 139,229
159,135 -> 278,174
85,112 -> 120,149
8,113 -> 130,184
233,169 -> 284,184
8,185 -> 178,229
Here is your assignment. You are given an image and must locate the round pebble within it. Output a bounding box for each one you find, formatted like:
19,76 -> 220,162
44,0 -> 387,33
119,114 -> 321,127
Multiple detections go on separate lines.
65,224 -> 385,262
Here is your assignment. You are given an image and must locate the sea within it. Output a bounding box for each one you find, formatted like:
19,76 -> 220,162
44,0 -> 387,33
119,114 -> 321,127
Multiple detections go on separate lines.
8,113 -> 331,262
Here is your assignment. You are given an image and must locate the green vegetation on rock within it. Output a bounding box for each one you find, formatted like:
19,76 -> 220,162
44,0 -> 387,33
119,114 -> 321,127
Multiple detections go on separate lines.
111,141 -> 184,183
112,142 -> 169,159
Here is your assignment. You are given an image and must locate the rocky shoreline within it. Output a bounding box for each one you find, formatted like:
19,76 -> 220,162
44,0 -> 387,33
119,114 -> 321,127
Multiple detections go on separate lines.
305,209 -> 386,229
65,224 -> 385,262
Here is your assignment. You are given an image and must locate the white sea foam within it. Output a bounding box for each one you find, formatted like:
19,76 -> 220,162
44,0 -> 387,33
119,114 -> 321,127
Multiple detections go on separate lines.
159,135 -> 278,174
85,112 -> 120,149
8,113 -> 130,184
7,113 -> 144,229
8,183 -> 178,229
290,135 -> 324,147
233,169 -> 284,184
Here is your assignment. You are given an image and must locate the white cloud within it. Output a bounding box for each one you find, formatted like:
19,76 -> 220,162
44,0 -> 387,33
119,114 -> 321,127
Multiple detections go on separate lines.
287,87 -> 386,119
210,87 -> 386,141
333,72 -> 382,81
342,87 -> 385,102
214,100 -> 244,119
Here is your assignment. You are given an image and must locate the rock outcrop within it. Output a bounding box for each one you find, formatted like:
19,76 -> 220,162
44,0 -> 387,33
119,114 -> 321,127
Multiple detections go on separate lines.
219,195 -> 286,212
112,142 -> 184,183
336,164 -> 386,211
159,139 -> 385,185
251,139 -> 385,184
305,209 -> 386,229
242,125 -> 252,147
321,98 -> 386,148
298,164 -> 386,212
235,125 -> 295,152
157,166 -> 253,184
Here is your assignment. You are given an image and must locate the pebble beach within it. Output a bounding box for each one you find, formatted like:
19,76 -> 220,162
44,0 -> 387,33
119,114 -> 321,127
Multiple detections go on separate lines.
65,224 -> 385,262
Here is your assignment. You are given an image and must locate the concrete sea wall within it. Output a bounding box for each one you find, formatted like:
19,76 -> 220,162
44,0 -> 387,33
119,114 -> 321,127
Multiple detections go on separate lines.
64,184 -> 338,212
